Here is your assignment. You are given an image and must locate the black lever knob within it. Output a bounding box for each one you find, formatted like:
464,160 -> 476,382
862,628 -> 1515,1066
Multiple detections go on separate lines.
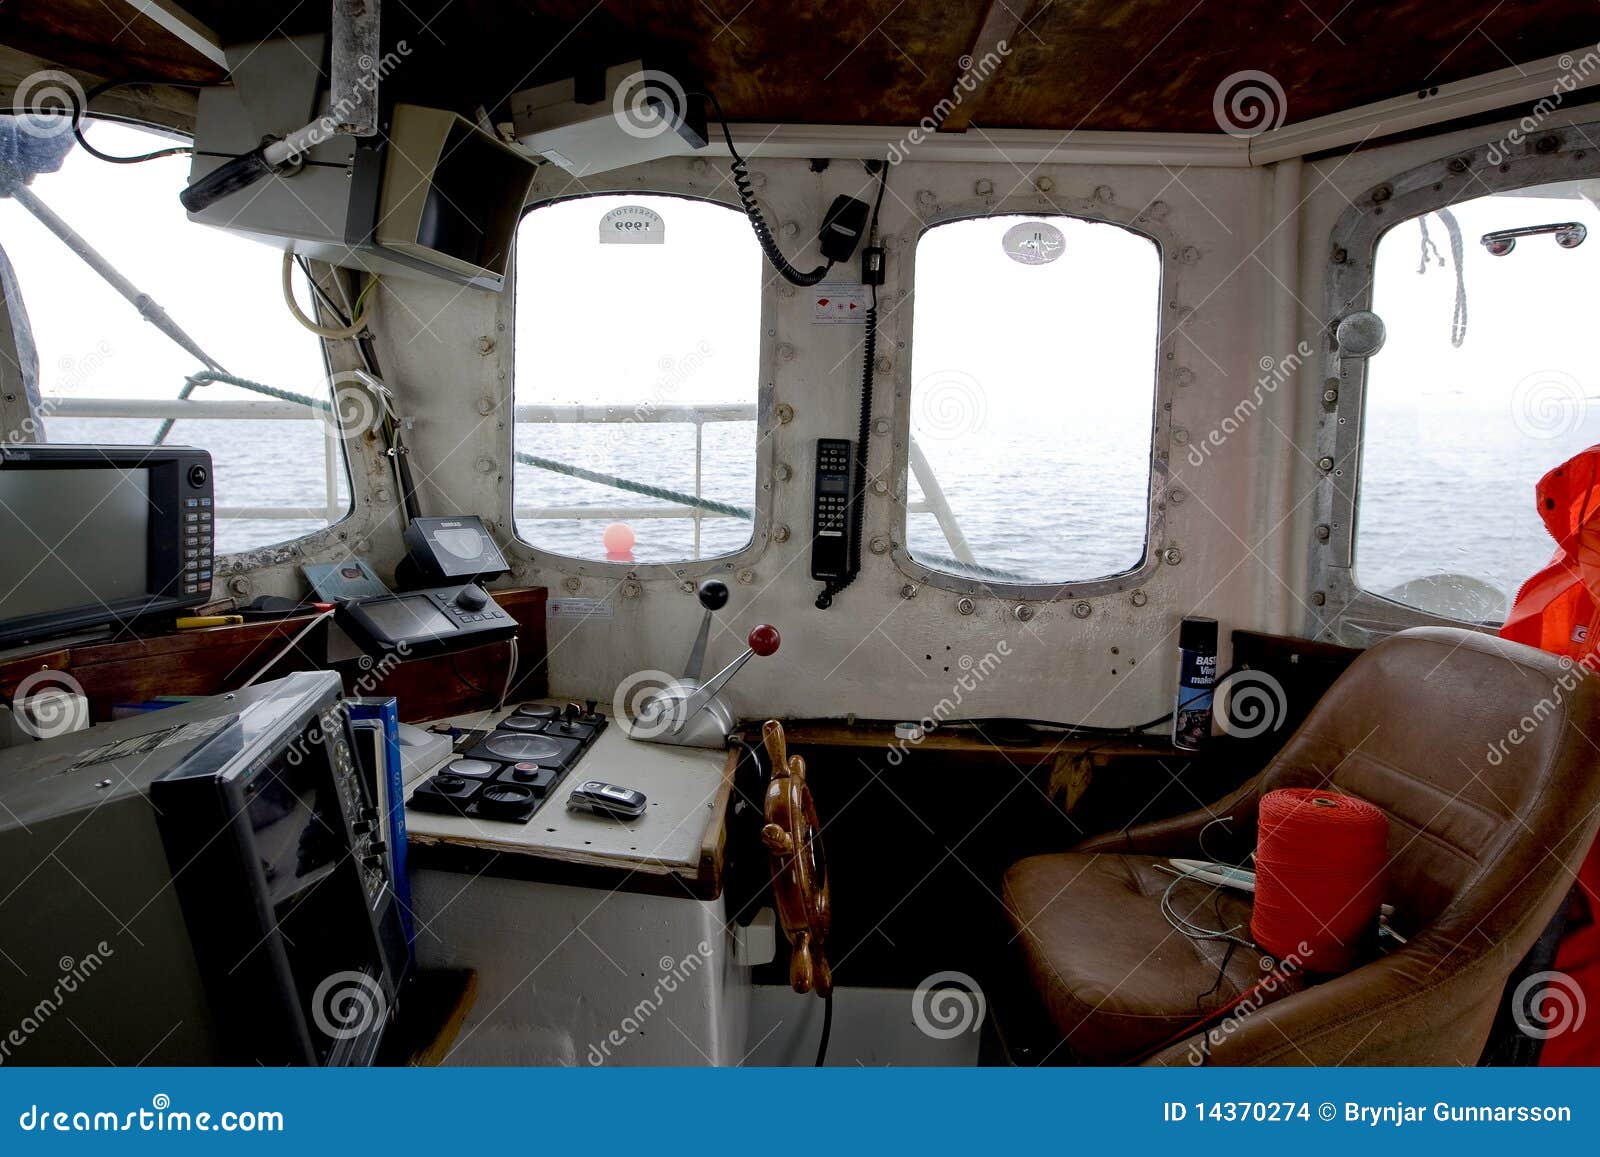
697,579 -> 729,612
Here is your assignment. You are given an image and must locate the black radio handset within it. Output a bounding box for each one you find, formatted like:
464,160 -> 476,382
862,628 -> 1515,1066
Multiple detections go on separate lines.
815,160 -> 888,611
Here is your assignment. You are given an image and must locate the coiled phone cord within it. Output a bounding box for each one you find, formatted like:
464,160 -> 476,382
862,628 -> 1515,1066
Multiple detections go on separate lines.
702,91 -> 833,287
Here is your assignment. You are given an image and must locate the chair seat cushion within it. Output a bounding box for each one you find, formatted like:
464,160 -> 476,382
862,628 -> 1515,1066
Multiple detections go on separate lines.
1002,852 -> 1273,1063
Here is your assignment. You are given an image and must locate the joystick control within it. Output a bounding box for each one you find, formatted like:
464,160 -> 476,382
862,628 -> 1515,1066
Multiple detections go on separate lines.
454,585 -> 488,612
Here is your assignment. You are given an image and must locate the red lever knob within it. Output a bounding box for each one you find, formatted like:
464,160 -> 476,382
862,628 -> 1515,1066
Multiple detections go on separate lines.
748,624 -> 781,656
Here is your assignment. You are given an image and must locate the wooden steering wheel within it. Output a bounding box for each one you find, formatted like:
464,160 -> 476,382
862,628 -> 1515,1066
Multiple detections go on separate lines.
760,720 -> 833,996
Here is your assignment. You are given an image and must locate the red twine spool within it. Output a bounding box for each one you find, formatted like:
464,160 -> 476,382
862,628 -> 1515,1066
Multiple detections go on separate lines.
1251,787 -> 1390,973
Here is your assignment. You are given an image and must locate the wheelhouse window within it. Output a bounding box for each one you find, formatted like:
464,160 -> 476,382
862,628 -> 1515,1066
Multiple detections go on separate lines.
512,194 -> 762,564
1353,180 -> 1600,624
906,215 -> 1160,585
0,118 -> 351,554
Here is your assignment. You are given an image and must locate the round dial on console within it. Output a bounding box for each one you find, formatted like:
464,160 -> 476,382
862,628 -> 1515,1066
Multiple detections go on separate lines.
446,758 -> 500,779
499,716 -> 546,732
484,733 -> 567,762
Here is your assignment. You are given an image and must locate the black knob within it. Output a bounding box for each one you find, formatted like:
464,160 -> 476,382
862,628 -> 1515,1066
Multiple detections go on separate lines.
697,579 -> 729,611
455,586 -> 488,611
187,463 -> 209,488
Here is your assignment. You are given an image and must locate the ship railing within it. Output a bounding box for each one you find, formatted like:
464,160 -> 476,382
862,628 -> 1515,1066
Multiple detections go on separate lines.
48,396 -> 976,564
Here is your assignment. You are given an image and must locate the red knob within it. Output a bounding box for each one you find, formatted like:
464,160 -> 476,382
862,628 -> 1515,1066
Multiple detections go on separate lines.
748,624 -> 780,656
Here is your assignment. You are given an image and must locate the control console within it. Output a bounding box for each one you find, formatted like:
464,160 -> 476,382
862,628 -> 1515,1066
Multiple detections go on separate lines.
335,583 -> 517,657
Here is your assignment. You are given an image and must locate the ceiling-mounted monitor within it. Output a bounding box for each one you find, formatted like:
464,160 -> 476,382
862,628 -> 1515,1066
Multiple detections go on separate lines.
185,36 -> 538,291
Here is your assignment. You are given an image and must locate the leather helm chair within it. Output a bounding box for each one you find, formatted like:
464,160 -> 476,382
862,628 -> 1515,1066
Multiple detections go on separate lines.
1002,627 -> 1600,1065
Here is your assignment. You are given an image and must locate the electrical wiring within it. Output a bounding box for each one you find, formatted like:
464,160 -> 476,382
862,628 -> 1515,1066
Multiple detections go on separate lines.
238,608 -> 337,689
291,255 -> 416,524
282,250 -> 375,338
815,990 -> 834,1067
498,637 -> 520,711
1152,864 -> 1256,950
67,80 -> 197,164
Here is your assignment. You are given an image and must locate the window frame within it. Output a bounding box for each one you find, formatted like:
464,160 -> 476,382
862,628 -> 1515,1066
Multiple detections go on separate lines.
0,113 -> 360,560
503,186 -> 778,579
889,198 -> 1180,601
1311,121 -> 1600,644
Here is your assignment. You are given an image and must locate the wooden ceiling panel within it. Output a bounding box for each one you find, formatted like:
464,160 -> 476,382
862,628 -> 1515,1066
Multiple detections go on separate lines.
6,1 -> 1600,134
0,1 -> 225,85
975,0 -> 1600,132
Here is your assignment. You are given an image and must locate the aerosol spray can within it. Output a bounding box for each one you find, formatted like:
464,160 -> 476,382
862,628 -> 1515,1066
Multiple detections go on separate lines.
1173,616 -> 1217,751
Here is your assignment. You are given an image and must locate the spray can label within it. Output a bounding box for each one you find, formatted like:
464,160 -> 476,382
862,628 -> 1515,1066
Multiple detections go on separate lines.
1173,648 -> 1216,750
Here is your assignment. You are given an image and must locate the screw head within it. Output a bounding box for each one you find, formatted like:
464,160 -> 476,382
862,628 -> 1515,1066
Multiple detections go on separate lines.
771,524 -> 791,543
1014,604 -> 1035,622
1162,547 -> 1183,566
957,596 -> 975,615
901,583 -> 919,599
621,580 -> 643,599
1073,601 -> 1092,619
737,569 -> 756,585
774,462 -> 792,482
1318,456 -> 1335,472
1130,589 -> 1149,608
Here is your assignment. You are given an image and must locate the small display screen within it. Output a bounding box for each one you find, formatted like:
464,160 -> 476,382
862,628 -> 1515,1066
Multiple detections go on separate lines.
818,476 -> 847,496
0,468 -> 152,619
362,595 -> 456,641
248,753 -> 344,905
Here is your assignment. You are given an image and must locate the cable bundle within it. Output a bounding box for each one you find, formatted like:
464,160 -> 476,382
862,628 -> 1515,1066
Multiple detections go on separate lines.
1251,788 -> 1390,973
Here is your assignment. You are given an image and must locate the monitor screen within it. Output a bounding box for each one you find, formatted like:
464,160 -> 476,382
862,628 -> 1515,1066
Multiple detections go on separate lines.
361,595 -> 456,642
0,468 -> 152,619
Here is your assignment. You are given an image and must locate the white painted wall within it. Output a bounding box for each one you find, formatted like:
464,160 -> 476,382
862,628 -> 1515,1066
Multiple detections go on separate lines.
203,106 -> 1600,729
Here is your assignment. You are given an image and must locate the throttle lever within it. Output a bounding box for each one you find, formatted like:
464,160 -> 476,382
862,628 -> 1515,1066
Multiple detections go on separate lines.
684,579 -> 730,682
676,625 -> 780,726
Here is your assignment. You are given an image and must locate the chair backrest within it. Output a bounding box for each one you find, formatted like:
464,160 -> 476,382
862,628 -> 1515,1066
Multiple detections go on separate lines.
1191,626 -> 1600,1064
1258,627 -> 1600,938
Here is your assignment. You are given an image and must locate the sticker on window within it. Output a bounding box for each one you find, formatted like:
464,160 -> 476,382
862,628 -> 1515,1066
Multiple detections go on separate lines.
1001,221 -> 1065,265
599,204 -> 665,244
